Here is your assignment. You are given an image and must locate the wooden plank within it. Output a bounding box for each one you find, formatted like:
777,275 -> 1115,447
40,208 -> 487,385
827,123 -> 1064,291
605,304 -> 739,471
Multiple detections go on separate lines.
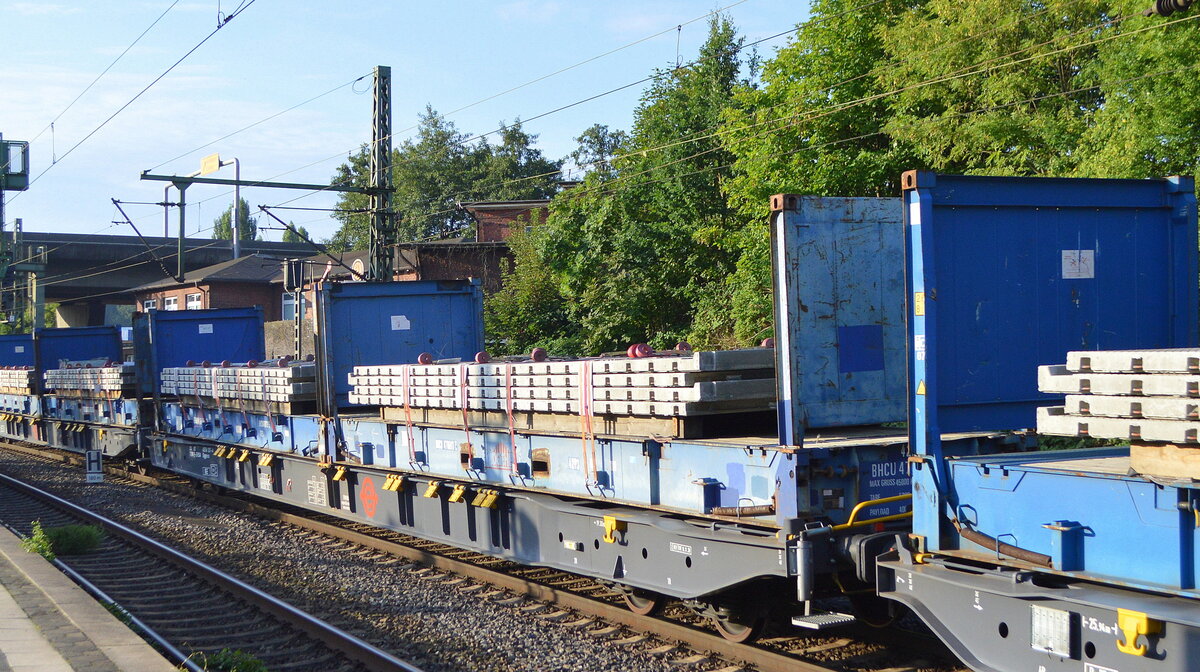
1131,443 -> 1200,480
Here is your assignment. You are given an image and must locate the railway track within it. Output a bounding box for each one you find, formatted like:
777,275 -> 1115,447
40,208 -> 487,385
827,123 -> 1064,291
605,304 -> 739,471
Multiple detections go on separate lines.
0,442 -> 967,672
0,466 -> 420,672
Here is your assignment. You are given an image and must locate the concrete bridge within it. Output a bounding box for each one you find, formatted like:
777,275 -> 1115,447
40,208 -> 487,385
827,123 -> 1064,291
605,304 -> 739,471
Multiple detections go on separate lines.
11,232 -> 316,326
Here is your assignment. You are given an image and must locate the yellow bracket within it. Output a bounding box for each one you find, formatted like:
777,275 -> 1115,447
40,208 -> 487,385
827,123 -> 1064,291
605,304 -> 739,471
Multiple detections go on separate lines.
479,490 -> 500,509
214,446 -> 227,458
423,480 -> 441,498
448,484 -> 468,503
602,515 -> 626,543
161,439 -> 169,454
394,475 -> 409,491
332,466 -> 347,481
238,449 -> 251,463
1117,608 -> 1162,656
258,453 -> 274,467
382,474 -> 402,491
98,429 -> 106,440
470,490 -> 488,507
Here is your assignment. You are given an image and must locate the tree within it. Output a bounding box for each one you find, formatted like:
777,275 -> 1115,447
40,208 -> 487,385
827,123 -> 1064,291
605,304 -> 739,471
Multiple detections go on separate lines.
282,224 -> 309,243
328,108 -> 561,252
527,16 -> 752,352
484,211 -> 580,355
478,121 -> 562,201
566,124 -> 628,177
878,1 -> 1083,175
718,0 -> 920,343
213,197 -> 258,242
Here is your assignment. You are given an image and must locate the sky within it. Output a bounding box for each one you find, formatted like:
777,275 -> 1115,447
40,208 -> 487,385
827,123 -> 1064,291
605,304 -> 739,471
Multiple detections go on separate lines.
1,1 -> 807,245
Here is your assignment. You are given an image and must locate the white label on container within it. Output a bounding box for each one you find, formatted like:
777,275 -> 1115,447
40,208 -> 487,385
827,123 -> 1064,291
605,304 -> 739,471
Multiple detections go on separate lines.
1061,249 -> 1095,279
390,315 -> 411,331
198,324 -> 214,334
13,346 -> 23,353
914,335 -> 926,361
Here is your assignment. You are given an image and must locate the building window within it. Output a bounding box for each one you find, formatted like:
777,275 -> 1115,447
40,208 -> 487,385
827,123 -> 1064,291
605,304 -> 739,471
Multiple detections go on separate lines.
185,293 -> 202,310
142,299 -> 157,311
164,296 -> 179,311
282,293 -> 306,321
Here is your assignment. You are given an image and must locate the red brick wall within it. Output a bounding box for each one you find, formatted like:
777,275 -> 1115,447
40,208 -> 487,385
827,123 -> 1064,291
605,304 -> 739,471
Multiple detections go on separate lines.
473,205 -> 547,242
413,246 -> 512,294
134,282 -> 283,320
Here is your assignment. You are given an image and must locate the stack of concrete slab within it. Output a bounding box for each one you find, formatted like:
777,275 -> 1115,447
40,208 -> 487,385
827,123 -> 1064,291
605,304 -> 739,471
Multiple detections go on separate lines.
161,362 -> 316,405
348,349 -> 775,418
44,363 -> 135,397
1038,348 -> 1200,478
0,368 -> 35,395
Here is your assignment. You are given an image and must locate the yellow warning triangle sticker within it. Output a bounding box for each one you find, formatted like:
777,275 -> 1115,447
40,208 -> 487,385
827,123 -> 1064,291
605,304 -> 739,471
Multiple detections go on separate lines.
916,380 -> 926,395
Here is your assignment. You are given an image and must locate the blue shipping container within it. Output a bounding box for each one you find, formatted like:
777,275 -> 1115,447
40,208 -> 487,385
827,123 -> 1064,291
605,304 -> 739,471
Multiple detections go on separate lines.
0,335 -> 34,367
903,171 -> 1198,547
317,280 -> 485,408
35,327 -> 122,371
905,172 -> 1198,435
134,307 -> 265,395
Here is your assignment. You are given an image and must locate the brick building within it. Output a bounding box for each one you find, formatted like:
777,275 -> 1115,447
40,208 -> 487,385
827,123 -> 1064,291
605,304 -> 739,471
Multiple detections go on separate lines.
460,199 -> 550,242
129,254 -> 287,320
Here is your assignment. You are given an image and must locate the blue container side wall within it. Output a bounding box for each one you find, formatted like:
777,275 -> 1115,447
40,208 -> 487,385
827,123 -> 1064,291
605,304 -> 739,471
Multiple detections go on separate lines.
909,173 -> 1198,435
140,308 -> 265,394
0,335 -> 34,367
323,280 -> 484,407
772,196 -> 905,443
35,327 -> 122,370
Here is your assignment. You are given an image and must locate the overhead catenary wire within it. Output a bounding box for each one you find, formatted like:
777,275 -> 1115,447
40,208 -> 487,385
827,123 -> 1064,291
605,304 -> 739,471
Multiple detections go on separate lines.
370,9 -> 1199,235
6,0 -> 259,201
25,1 -> 184,149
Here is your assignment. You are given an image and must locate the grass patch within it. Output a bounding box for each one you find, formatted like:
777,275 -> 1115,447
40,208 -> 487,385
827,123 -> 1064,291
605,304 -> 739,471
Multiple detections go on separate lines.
43,524 -> 104,555
193,648 -> 269,672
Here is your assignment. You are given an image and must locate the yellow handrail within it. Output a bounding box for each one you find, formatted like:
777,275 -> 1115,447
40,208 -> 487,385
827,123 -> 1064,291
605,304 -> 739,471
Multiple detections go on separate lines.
831,493 -> 913,531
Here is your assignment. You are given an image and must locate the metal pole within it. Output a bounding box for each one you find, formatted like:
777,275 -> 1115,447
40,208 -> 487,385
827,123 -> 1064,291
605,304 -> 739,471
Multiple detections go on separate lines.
29,270 -> 43,329
176,184 -> 188,281
163,185 -> 171,237
232,158 -> 241,259
368,65 -> 394,281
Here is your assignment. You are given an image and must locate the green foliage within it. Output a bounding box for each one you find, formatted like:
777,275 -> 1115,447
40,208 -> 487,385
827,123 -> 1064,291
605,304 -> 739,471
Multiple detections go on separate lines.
281,224 -> 309,243
483,212 -> 581,356
567,123 -> 628,177
527,16 -> 754,353
328,108 -> 561,252
43,524 -> 104,555
212,197 -> 258,242
193,648 -> 269,672
20,521 -> 54,561
0,301 -> 58,335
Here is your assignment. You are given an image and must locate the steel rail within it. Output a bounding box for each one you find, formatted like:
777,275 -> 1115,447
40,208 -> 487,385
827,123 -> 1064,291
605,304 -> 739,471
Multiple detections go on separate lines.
0,470 -> 424,672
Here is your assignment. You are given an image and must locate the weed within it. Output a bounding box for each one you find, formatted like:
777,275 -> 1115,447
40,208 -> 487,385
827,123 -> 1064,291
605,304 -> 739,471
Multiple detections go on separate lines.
193,648 -> 269,672
20,521 -> 54,561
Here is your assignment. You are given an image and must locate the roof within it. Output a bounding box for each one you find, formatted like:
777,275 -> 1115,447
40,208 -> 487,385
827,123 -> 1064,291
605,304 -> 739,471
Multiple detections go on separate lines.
129,254 -> 286,292
458,199 -> 551,211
